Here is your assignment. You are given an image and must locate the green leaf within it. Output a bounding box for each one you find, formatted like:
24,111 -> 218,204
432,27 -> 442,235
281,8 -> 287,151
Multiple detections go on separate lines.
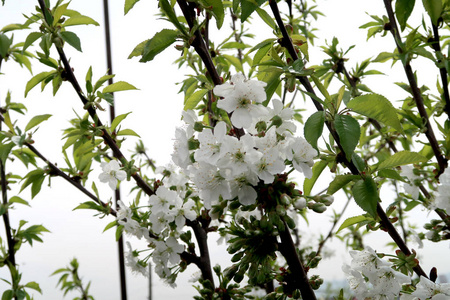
63,16 -> 99,26
111,112 -> 132,132
252,42 -> 271,66
25,281 -> 42,293
73,201 -> 104,212
256,8 -> 276,30
52,3 -> 69,26
103,220 -> 117,232
102,81 -> 138,93
60,31 -> 82,52
125,0 -> 141,14
352,177 -> 379,218
184,89 -> 208,110
303,160 -> 327,196
9,196 -> 30,207
25,114 -> 52,132
223,54 -> 244,73
304,111 -> 325,150
327,174 -> 360,195
347,93 -> 403,133
204,0 -> 225,29
0,142 -> 14,164
117,129 -> 140,137
377,169 -> 405,181
240,0 -> 266,22
334,114 -> 360,161
396,0 -> 416,31
377,151 -> 427,170
25,71 -> 54,97
140,29 -> 178,62
94,74 -> 115,92
128,39 -> 148,59
0,33 -> 11,58
2,290 -> 13,300
159,0 -> 187,34
423,0 -> 443,25
336,215 -> 368,233
23,32 -> 43,53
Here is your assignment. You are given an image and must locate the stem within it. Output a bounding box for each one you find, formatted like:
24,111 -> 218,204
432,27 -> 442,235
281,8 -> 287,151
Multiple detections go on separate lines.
277,218 -> 317,300
186,219 -> 215,291
383,0 -> 448,176
0,111 -> 17,300
36,0 -> 155,198
269,0 -> 429,279
230,8 -> 243,63
316,197 -> 351,257
102,0 -> 127,298
25,143 -> 117,216
431,23 -> 450,121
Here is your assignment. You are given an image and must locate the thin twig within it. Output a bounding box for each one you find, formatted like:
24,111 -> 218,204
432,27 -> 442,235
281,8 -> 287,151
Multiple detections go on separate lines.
382,0 -> 448,176
102,0 -> 127,298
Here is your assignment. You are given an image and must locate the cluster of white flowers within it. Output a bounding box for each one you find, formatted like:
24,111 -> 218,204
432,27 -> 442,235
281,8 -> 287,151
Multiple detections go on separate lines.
343,246 -> 411,299
172,73 -> 317,209
108,73 -> 318,282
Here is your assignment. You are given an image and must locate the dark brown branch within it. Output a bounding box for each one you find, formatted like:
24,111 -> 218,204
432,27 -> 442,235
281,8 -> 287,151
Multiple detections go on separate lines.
186,219 -> 215,289
277,218 -> 317,300
431,23 -> 450,121
25,143 -> 117,217
102,0 -> 127,298
269,0 -> 428,279
383,0 -> 448,176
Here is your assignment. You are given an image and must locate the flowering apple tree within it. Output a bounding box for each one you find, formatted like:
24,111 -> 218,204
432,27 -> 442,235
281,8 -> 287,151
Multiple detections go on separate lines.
1,0 -> 450,299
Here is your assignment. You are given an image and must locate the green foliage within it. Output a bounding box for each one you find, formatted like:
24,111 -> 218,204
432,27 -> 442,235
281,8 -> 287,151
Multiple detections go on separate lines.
395,0 -> 416,31
334,114 -> 361,161
352,177 -> 379,219
52,258 -> 95,299
140,29 -> 178,62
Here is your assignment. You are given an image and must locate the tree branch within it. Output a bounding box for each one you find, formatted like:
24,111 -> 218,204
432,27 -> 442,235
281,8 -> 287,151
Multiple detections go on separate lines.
269,0 -> 429,279
25,143 -> 117,217
382,0 -> 448,176
36,0 -> 155,198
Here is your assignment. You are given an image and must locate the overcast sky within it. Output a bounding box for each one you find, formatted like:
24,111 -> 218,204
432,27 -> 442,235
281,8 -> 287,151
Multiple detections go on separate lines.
0,1 -> 448,299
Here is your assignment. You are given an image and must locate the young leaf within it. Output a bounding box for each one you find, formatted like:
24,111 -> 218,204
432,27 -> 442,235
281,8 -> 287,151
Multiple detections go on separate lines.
352,177 -> 379,219
240,0 -> 266,22
25,71 -> 54,97
128,39 -> 148,59
184,89 -> 208,110
9,196 -> 30,207
25,114 -> 52,132
111,112 -> 132,132
377,151 -> 428,170
117,129 -> 140,137
102,81 -> 138,94
125,0 -> 141,14
140,29 -> 178,62
63,16 -> 99,27
396,0 -> 416,31
327,174 -> 360,195
158,0 -> 187,35
423,0 -> 443,25
304,111 -> 325,150
346,93 -> 403,133
24,281 -> 42,293
256,7 -> 276,30
303,159 -> 327,196
204,0 -> 225,29
23,32 -> 43,53
336,215 -> 368,233
334,114 -> 360,161
60,31 -> 82,52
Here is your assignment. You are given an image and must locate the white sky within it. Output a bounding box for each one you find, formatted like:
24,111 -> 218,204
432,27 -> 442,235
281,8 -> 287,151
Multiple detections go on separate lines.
0,0 -> 449,299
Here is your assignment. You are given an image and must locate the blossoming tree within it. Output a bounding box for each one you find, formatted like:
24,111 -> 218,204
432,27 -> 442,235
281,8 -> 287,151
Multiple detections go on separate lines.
1,0 -> 450,299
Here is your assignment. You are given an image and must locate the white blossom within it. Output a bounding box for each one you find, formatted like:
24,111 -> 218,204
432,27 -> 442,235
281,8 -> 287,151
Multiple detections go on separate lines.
401,165 -> 421,200
412,276 -> 450,299
125,242 -> 148,276
98,160 -> 126,190
285,137 -> 317,178
213,73 -> 268,129
435,167 -> 450,212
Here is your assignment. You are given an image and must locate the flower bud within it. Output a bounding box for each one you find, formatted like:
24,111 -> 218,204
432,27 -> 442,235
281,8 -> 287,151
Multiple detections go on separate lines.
270,115 -> 283,127
280,193 -> 292,206
310,202 -> 327,213
294,197 -> 306,210
193,121 -> 204,132
318,194 -> 334,206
